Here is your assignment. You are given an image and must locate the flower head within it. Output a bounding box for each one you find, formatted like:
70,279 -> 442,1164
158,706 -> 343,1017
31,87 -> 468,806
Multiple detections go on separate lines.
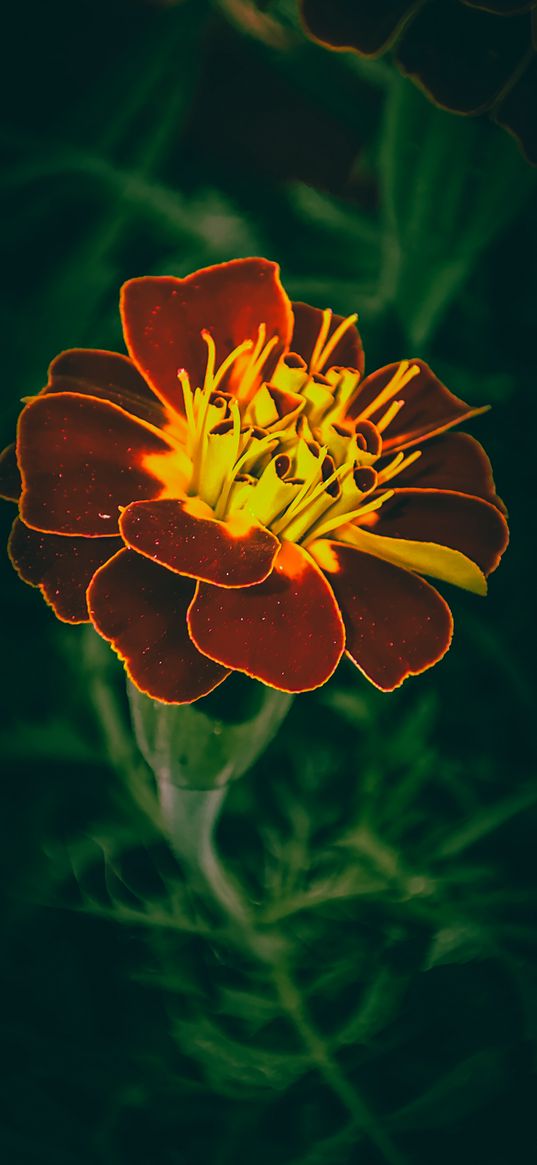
1,258 -> 508,702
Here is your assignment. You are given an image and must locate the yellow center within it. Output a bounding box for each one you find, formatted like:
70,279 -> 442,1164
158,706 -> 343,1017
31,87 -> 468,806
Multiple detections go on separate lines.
151,317 -> 423,547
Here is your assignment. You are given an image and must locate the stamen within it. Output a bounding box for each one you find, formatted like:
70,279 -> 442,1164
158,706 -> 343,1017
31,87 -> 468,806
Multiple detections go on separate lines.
306,489 -> 394,543
273,460 -> 353,538
376,399 -> 405,434
355,361 -> 421,424
378,448 -> 421,484
237,331 -> 279,404
178,370 -> 196,437
212,338 -> 254,392
213,402 -> 242,519
315,313 -> 358,372
201,330 -> 216,391
309,309 -> 333,372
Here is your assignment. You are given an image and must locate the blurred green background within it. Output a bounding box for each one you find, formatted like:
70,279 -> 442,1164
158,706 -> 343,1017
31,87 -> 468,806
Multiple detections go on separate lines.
1,2 -> 536,1162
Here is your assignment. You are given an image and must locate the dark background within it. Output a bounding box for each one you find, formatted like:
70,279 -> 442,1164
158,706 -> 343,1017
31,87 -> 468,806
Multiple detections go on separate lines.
1,2 -> 536,1163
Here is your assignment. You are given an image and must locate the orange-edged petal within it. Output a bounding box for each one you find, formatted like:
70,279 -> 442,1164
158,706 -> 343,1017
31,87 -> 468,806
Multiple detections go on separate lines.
17,392 -> 180,536
396,0 -> 529,115
379,432 -> 505,510
120,259 -> 293,413
347,360 -> 486,450
494,54 -> 537,166
8,518 -> 122,623
372,488 -> 509,576
291,301 -> 364,374
0,442 -> 21,501
187,541 -> 345,693
299,0 -> 414,56
314,540 -> 453,691
44,349 -> 167,427
87,549 -> 229,704
120,498 -> 279,587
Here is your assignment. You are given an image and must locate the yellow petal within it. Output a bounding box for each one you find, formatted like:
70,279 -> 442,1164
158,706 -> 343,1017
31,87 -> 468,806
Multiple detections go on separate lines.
336,523 -> 487,595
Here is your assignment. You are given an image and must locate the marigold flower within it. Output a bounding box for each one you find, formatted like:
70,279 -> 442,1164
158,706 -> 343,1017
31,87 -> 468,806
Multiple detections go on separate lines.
299,0 -> 537,163
0,258 -> 508,701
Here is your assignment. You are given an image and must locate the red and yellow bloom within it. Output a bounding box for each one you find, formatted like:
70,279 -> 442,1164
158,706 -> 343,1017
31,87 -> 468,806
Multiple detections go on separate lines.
1,258 -> 508,702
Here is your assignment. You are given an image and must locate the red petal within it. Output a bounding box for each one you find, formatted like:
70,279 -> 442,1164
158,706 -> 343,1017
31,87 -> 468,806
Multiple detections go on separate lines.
120,498 -> 279,587
8,518 -> 122,623
17,392 -> 178,536
347,360 -> 486,450
372,488 -> 509,575
291,301 -> 365,374
379,432 -> 505,510
120,259 -> 293,413
318,541 -> 453,691
0,442 -> 21,502
45,349 -> 167,427
87,549 -> 229,704
187,541 -> 345,692
299,0 -> 413,56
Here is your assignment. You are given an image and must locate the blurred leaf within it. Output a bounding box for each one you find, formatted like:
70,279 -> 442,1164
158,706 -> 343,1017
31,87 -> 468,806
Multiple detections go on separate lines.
390,1049 -> 509,1131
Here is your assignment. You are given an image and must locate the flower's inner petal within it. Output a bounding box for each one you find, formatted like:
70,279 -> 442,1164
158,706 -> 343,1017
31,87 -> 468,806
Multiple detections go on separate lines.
44,349 -> 167,427
377,431 -> 504,509
120,498 -> 279,587
291,301 -> 364,375
0,442 -> 21,502
9,518 -> 122,623
313,540 -> 453,691
187,541 -> 345,693
120,259 -> 293,413
372,488 -> 509,575
347,360 -> 487,450
17,392 -> 186,537
87,549 -> 229,704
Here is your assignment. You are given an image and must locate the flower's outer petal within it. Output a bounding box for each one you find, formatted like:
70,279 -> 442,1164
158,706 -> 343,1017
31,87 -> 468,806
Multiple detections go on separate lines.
494,55 -> 537,165
17,392 -> 180,537
291,301 -> 365,374
396,0 -> 529,114
44,349 -> 167,427
87,549 -> 229,704
312,540 -> 453,691
372,488 -> 509,575
120,498 -> 279,587
379,432 -> 505,510
120,259 -> 293,412
348,360 -> 487,450
0,442 -> 21,502
8,518 -> 122,623
299,0 -> 416,57
187,541 -> 345,693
